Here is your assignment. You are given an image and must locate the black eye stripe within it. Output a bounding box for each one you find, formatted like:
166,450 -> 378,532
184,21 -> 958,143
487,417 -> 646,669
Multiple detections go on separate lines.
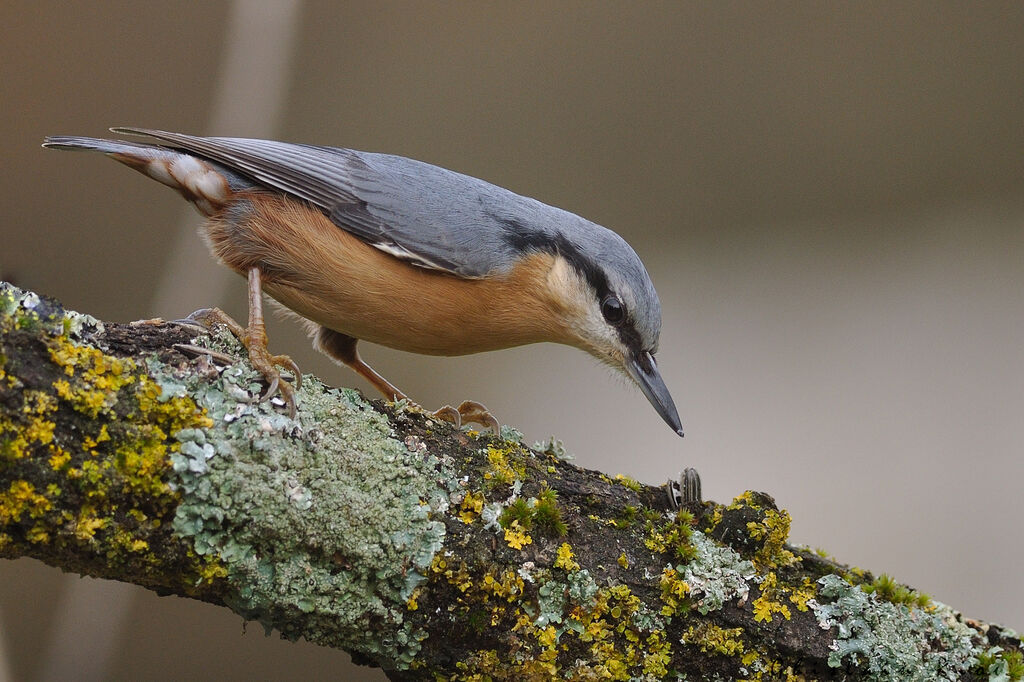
496,219 -> 647,351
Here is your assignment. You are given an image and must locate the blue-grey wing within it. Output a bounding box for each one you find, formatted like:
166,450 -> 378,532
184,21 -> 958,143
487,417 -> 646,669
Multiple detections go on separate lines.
113,128 -> 548,278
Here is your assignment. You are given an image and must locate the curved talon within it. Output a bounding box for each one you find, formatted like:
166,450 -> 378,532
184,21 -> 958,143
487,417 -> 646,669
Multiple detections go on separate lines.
455,400 -> 501,433
183,307 -> 244,337
277,355 -> 302,390
168,308 -> 242,336
432,405 -> 462,428
262,373 -> 280,402
246,348 -> 300,417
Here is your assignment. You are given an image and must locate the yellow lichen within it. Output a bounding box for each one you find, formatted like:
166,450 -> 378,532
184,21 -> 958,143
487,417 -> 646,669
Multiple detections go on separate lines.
20,392 -> 58,446
48,447 -> 71,470
481,568 -> 525,603
1,389 -> 59,461
752,572 -> 791,623
503,520 -> 532,549
406,587 -> 421,611
0,322 -> 225,594
26,525 -> 50,544
189,550 -> 229,585
432,550 -> 674,679
659,566 -> 690,617
0,481 -> 53,524
74,506 -> 109,541
788,576 -> 816,612
554,542 -> 580,571
49,342 -> 136,417
458,490 -> 485,524
483,444 -> 525,485
682,622 -> 746,656
746,506 -> 797,570
642,630 -> 672,677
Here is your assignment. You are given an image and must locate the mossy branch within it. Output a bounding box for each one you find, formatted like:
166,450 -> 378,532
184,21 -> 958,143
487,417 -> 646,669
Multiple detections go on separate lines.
0,281 -> 1020,681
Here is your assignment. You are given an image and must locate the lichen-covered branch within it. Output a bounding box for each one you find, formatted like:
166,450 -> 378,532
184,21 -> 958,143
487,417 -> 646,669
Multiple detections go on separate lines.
0,281 -> 1020,681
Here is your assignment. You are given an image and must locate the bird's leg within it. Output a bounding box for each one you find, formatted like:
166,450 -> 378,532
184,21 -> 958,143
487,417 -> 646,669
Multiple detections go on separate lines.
313,326 -> 408,401
180,267 -> 301,416
314,327 -> 500,432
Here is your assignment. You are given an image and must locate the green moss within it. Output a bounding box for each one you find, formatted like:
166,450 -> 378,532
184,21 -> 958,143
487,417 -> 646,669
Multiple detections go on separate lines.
612,473 -> 642,492
531,486 -> 567,537
499,497 -> 533,530
975,647 -> 1024,681
645,508 -> 697,563
611,504 -> 639,529
861,573 -> 932,609
496,486 -> 566,538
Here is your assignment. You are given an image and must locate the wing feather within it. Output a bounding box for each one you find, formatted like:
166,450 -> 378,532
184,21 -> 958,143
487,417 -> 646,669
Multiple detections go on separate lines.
114,127 -> 536,277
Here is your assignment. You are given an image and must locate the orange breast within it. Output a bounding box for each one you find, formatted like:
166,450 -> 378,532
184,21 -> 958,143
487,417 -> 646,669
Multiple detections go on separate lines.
202,193 -> 573,356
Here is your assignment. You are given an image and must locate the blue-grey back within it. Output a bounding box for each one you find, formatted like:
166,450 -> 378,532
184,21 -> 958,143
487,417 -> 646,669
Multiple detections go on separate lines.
110,129 -> 662,341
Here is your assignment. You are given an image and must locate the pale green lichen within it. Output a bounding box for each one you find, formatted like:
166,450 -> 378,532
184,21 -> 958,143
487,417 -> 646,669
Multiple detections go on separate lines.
535,575 -> 567,627
812,574 -> 978,680
167,356 -> 451,669
681,530 -> 755,615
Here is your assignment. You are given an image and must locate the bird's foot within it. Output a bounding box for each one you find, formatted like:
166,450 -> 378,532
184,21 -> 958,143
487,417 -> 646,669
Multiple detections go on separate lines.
173,307 -> 301,417
431,400 -> 500,433
174,307 -> 245,337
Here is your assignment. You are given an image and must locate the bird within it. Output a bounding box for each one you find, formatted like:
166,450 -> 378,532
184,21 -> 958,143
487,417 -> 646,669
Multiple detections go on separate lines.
42,128 -> 684,436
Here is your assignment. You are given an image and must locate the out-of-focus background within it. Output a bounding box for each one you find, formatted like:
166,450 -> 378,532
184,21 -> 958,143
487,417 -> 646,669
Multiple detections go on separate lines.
2,2 -> 1022,679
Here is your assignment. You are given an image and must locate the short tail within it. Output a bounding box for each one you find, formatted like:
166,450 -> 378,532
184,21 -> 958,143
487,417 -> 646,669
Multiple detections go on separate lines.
43,133 -> 236,217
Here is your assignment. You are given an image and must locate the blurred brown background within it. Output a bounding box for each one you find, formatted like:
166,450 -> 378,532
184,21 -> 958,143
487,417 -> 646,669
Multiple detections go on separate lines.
2,2 -> 1022,680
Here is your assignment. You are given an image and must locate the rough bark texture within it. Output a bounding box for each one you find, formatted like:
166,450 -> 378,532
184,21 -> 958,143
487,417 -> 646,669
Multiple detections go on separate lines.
0,281 -> 1020,681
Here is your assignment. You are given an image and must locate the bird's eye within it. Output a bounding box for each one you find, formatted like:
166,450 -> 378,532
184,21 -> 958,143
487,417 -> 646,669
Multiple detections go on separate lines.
601,295 -> 625,325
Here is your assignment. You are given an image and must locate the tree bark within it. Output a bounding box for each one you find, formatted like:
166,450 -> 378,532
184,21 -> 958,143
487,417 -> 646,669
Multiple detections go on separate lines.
0,281 -> 1019,681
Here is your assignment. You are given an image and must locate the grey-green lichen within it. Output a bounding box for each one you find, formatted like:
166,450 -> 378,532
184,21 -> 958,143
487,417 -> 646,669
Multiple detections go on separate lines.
681,530 -> 755,615
811,574 -> 978,680
163,349 -> 452,669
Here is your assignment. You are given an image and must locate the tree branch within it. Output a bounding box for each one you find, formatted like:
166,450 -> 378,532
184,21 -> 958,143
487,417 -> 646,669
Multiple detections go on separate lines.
0,282 -> 1019,680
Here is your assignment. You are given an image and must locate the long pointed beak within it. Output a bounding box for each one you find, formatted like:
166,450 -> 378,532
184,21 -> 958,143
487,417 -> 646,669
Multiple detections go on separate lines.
626,351 -> 684,437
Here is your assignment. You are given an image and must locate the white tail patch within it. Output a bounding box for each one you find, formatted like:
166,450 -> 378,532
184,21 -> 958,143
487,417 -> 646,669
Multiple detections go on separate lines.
141,154 -> 232,216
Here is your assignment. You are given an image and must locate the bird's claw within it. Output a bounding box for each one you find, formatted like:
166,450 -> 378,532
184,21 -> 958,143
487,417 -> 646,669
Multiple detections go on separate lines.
432,400 -> 500,433
245,345 -> 300,418
171,306 -> 300,418
432,405 -> 462,427
173,307 -> 246,337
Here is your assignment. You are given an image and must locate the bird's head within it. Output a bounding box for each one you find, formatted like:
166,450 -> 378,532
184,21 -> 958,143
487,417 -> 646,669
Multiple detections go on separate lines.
512,219 -> 684,437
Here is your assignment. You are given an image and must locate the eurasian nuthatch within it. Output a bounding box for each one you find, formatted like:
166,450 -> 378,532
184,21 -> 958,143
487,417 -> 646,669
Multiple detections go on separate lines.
43,128 -> 683,436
